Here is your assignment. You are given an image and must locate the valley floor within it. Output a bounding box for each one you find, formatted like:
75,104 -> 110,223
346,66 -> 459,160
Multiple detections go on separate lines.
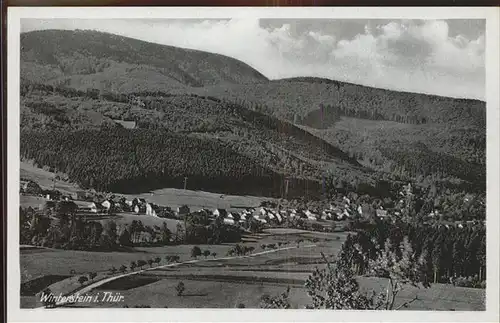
20,229 -> 485,310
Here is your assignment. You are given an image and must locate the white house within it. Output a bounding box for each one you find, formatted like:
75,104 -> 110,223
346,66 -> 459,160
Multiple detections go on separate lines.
88,202 -> 98,214
213,208 -> 227,218
223,218 -> 235,225
146,203 -> 153,216
125,200 -> 134,207
376,209 -> 388,218
102,200 -> 112,210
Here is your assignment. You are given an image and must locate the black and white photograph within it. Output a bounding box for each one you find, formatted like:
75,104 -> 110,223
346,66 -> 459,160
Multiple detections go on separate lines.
6,6 -> 500,323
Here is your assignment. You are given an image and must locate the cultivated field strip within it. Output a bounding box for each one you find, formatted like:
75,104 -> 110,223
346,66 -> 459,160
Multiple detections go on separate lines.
48,244 -> 318,307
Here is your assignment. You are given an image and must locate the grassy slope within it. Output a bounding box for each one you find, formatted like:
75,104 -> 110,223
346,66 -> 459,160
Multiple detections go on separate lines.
21,29 -> 269,88
19,162 -> 275,211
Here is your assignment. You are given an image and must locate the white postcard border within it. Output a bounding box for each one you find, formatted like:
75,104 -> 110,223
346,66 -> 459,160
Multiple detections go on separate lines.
7,6 -> 500,323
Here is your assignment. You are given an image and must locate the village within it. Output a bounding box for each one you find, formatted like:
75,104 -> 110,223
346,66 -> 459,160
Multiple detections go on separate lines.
20,177 -> 484,235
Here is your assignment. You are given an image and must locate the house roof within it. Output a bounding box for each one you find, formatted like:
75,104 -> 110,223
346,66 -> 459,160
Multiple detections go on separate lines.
113,119 -> 136,129
74,201 -> 95,208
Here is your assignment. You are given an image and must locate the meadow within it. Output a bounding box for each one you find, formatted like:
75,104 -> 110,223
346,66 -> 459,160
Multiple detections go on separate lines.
19,228 -> 485,311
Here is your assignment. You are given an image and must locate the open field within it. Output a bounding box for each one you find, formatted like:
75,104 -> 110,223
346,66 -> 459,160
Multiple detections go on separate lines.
20,229 -> 340,283
20,161 -> 80,195
95,213 -> 183,232
20,195 -> 47,209
20,228 -> 485,310
20,162 -> 275,212
122,188 -> 276,212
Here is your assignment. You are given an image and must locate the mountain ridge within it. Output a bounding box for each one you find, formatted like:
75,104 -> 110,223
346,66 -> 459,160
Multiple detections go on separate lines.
19,29 -> 486,195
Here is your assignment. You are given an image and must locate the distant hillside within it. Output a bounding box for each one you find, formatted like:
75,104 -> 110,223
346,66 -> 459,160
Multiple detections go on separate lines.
21,128 -> 326,197
19,30 -> 486,193
195,78 -> 486,127
20,82 -> 374,197
21,29 -> 268,91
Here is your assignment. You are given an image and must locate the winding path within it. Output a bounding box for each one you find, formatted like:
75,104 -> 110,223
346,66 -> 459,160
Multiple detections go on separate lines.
51,244 -> 318,307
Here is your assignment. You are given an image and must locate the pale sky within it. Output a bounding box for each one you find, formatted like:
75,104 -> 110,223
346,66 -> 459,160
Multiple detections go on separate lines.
22,18 -> 486,100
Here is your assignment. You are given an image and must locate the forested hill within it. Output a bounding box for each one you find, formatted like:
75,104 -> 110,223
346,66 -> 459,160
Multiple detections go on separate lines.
20,128 -> 324,197
195,78 -> 486,128
20,82 -> 373,197
21,29 -> 269,90
19,30 -> 486,194
20,29 -> 485,129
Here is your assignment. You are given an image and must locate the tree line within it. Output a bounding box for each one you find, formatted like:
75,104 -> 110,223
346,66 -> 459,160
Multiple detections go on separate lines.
343,219 -> 486,286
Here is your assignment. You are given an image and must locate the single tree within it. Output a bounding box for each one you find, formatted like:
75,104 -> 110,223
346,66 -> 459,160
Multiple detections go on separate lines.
88,272 -> 97,282
191,246 -> 202,259
203,250 -> 211,259
154,256 -> 161,266
130,261 -> 137,272
78,276 -> 89,286
363,237 -> 429,310
304,253 -> 380,310
212,252 -> 217,258
259,287 -> 292,309
137,260 -> 147,269
175,281 -> 185,296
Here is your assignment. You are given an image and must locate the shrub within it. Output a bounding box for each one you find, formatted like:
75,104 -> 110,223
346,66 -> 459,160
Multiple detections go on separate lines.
137,260 -> 147,269
78,276 -> 89,286
88,272 -> 97,281
175,282 -> 185,296
203,250 -> 211,258
191,246 -> 202,259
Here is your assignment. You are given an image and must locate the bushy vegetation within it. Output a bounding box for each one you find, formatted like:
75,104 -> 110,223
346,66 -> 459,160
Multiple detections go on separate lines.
19,206 -> 173,251
342,220 -> 486,284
